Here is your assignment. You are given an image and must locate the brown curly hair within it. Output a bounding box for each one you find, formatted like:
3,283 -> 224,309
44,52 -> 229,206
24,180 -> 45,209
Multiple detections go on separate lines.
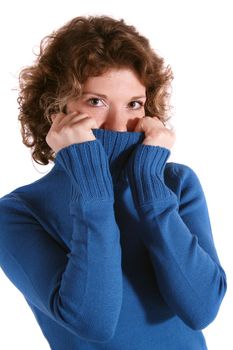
17,15 -> 174,165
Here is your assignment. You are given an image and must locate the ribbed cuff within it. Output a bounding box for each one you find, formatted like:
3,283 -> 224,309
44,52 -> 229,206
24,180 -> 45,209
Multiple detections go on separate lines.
126,144 -> 174,207
55,140 -> 114,202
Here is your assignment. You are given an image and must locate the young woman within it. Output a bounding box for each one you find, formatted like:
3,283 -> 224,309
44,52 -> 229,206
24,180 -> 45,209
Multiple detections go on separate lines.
0,15 -> 227,349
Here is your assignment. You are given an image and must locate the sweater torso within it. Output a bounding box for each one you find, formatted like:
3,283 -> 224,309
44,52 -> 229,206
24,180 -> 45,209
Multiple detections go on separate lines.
0,129 -> 226,349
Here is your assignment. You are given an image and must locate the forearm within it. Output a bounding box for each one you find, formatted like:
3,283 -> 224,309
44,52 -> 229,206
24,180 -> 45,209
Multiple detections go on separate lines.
136,198 -> 226,330
126,144 -> 227,329
47,140 -> 123,340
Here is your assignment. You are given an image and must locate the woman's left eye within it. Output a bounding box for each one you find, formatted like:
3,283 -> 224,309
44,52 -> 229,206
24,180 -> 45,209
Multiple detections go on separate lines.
129,101 -> 144,109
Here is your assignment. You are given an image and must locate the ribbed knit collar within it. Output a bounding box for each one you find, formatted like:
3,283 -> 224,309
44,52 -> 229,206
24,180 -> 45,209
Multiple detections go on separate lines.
92,128 -> 145,183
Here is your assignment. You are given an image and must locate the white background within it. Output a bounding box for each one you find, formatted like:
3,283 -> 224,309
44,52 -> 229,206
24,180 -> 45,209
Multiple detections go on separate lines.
0,0 -> 232,349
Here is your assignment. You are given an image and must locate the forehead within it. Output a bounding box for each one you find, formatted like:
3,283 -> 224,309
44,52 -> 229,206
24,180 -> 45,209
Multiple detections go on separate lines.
83,68 -> 146,92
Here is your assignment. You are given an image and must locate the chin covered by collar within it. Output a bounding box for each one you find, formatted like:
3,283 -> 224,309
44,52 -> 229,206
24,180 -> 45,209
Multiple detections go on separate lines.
91,128 -> 145,183
92,128 -> 145,160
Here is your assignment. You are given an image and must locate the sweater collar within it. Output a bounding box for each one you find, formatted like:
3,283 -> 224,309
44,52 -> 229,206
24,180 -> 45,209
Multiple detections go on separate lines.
92,128 -> 145,183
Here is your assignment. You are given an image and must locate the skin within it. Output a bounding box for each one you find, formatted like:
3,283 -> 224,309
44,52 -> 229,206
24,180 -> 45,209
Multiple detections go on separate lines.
46,68 -> 175,153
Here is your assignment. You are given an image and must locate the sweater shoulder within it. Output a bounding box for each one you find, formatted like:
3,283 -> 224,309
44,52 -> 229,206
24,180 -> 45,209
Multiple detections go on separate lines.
0,164 -> 65,201
164,162 -> 199,183
0,163 -> 70,223
164,161 -> 204,202
0,163 -> 72,248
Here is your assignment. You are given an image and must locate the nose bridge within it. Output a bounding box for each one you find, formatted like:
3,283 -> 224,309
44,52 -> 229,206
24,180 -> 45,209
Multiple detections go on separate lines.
103,105 -> 127,131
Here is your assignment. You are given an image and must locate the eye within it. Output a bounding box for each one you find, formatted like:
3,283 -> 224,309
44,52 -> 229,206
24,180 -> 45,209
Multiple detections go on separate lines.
128,101 -> 144,110
87,98 -> 105,107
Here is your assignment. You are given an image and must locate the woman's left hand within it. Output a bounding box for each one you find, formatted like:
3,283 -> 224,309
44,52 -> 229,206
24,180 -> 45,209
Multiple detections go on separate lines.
133,116 -> 176,150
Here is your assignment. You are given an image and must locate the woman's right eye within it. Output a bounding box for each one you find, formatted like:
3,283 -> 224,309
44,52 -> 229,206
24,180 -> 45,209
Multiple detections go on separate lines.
87,98 -> 105,107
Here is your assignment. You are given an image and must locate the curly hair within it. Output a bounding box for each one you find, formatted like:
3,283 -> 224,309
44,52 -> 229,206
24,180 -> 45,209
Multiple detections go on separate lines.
17,15 -> 174,165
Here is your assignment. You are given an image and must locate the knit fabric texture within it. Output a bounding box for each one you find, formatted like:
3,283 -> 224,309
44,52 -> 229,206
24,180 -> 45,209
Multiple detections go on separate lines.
0,128 -> 227,349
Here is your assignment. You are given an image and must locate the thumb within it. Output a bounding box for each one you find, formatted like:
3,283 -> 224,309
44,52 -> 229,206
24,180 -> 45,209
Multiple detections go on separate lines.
133,117 -> 144,132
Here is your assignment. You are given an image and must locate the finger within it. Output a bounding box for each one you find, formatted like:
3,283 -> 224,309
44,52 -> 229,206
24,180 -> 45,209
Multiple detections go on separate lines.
152,116 -> 166,127
59,111 -> 89,128
165,121 -> 175,131
160,119 -> 166,127
134,116 -> 156,132
65,112 -> 90,125
50,113 -> 66,127
133,117 -> 145,132
70,115 -> 98,129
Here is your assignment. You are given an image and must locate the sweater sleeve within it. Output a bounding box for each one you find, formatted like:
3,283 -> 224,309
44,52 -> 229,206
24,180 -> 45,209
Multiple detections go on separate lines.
126,144 -> 227,331
0,139 -> 122,343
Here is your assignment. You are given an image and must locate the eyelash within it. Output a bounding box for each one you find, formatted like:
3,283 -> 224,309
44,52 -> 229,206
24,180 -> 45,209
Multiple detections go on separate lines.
128,101 -> 144,109
87,98 -> 105,107
87,98 -> 144,110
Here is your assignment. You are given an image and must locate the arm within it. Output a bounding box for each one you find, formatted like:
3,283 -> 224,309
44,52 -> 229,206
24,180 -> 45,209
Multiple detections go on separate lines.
126,144 -> 227,330
0,139 -> 122,343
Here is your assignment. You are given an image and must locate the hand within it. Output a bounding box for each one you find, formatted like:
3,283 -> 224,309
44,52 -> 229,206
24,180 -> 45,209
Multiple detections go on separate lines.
45,111 -> 97,153
133,116 -> 175,150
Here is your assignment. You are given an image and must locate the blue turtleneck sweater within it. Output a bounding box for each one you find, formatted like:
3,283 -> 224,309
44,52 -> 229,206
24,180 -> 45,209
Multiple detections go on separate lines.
0,129 -> 227,349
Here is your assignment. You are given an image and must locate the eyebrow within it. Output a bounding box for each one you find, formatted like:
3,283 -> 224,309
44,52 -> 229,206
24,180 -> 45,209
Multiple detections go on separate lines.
82,91 -> 147,100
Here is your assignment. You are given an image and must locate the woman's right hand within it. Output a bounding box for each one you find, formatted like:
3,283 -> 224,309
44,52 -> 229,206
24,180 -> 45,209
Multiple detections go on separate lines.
46,111 -> 98,153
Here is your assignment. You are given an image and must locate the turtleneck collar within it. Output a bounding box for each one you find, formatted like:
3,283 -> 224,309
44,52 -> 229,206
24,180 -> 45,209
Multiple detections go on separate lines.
92,128 -> 145,183
54,128 -> 145,184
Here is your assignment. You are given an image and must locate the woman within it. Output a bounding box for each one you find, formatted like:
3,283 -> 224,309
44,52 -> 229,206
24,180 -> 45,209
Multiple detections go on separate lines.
0,15 -> 227,349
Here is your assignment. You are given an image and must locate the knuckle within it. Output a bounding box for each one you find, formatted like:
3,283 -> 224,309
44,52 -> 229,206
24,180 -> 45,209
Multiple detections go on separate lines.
50,130 -> 58,138
62,125 -> 71,133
